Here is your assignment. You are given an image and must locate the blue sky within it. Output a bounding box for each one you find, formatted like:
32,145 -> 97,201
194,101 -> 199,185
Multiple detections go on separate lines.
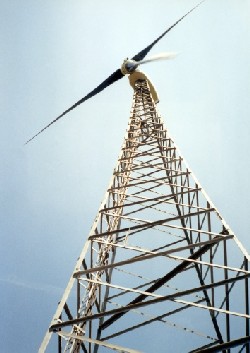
1,1 -> 250,352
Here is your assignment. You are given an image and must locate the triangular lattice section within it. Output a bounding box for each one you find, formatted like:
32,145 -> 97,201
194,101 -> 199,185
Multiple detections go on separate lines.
40,78 -> 250,353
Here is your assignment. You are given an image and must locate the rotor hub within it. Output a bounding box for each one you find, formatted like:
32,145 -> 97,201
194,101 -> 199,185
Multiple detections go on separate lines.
121,59 -> 139,75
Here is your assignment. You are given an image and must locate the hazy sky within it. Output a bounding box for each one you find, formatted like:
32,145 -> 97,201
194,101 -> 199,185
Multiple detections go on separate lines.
1,1 -> 250,352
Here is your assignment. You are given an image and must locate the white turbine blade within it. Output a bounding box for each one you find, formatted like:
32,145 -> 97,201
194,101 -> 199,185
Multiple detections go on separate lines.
137,52 -> 178,65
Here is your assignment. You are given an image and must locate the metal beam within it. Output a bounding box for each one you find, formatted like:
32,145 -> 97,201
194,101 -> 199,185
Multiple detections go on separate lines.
88,208 -> 216,240
75,236 -> 233,276
192,335 -> 250,352
50,273 -> 250,332
58,331 -> 143,353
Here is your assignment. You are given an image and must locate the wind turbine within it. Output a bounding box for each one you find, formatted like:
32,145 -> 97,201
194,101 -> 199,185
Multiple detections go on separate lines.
25,0 -> 205,145
37,1 -> 250,352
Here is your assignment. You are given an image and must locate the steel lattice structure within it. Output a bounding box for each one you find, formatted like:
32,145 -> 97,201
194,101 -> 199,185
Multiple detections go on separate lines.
39,75 -> 250,353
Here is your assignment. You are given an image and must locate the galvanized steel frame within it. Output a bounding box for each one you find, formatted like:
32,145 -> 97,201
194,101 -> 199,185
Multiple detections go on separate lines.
39,79 -> 250,353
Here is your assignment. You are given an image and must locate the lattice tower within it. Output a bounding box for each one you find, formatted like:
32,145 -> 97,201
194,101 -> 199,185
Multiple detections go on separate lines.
39,75 -> 250,353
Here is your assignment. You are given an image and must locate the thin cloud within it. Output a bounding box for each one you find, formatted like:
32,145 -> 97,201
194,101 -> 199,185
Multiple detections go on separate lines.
0,276 -> 64,296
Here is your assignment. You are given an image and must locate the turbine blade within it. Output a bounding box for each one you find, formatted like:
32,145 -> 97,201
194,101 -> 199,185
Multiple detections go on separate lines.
132,0 -> 205,62
26,0 -> 206,145
138,52 -> 178,65
25,69 -> 124,144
